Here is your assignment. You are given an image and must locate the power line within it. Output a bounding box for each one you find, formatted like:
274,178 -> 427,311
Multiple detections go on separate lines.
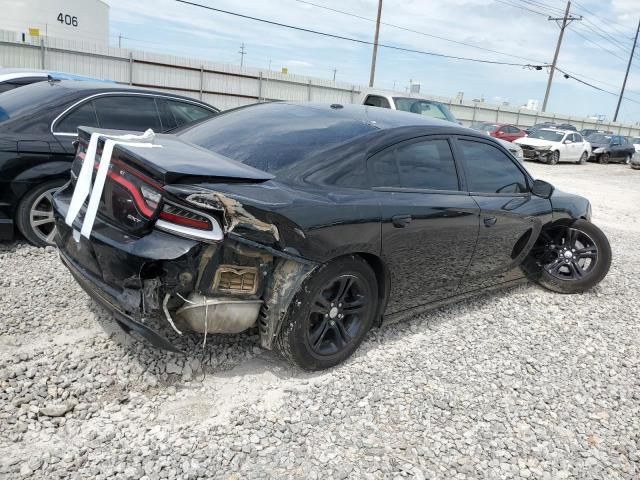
293,0 -> 548,64
571,0 -> 634,38
567,25 -> 629,63
492,0 -> 548,17
175,0 -> 547,68
555,66 -> 640,106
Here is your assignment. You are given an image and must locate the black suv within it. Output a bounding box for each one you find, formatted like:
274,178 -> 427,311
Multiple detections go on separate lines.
0,80 -> 219,246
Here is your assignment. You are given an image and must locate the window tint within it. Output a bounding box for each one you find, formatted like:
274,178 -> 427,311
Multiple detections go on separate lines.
93,96 -> 161,131
305,155 -> 368,189
0,83 -> 17,93
370,139 -> 459,191
504,126 -> 519,134
55,101 -> 99,133
459,140 -> 528,194
167,100 -> 213,126
364,95 -> 391,108
179,102 -> 376,174
156,99 -> 178,130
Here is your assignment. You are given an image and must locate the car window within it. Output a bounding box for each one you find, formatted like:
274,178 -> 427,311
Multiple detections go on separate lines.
0,83 -> 17,93
55,101 -> 99,133
363,95 -> 391,108
93,95 -> 161,131
393,98 -> 453,121
167,100 -> 213,126
369,138 -> 459,191
156,98 -> 178,130
458,139 -> 528,194
305,155 -> 368,189
503,126 -> 516,133
574,133 -> 583,142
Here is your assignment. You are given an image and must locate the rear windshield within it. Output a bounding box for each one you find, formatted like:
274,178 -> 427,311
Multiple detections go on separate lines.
0,82 -> 61,124
393,97 -> 457,122
178,103 -> 376,173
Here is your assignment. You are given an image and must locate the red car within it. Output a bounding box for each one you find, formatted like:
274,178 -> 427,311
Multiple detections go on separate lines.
471,123 -> 526,142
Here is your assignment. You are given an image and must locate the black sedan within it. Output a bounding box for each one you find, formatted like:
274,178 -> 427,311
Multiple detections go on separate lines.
0,79 -> 218,246
586,133 -> 636,164
52,103 -> 612,370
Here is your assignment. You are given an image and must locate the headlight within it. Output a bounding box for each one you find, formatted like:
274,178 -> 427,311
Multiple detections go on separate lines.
535,145 -> 551,151
593,147 -> 604,154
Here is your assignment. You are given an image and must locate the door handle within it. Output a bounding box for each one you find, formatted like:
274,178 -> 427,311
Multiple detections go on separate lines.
483,216 -> 497,227
392,214 -> 412,228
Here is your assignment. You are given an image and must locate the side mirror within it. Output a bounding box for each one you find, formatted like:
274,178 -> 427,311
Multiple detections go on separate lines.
563,139 -> 573,144
532,179 -> 554,199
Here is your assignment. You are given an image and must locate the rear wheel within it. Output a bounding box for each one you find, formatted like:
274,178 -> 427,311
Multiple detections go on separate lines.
624,154 -> 631,164
536,220 -> 611,294
275,255 -> 378,370
15,180 -> 66,247
598,153 -> 610,164
577,151 -> 588,164
548,150 -> 560,165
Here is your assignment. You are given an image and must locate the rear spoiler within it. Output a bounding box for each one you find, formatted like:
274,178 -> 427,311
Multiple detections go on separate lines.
77,126 -> 274,184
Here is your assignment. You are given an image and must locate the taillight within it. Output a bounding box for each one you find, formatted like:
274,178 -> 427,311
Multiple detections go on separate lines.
156,202 -> 223,242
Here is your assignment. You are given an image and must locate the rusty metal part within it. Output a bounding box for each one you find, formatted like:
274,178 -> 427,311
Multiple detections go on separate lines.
175,293 -> 262,334
257,258 -> 315,350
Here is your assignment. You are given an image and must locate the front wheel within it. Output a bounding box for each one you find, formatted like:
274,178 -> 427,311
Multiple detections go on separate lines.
548,150 -> 560,165
536,220 -> 611,294
598,153 -> 610,164
275,255 -> 378,370
624,154 -> 631,165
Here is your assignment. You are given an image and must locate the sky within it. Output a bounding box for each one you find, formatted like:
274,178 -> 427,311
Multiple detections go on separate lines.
106,0 -> 640,124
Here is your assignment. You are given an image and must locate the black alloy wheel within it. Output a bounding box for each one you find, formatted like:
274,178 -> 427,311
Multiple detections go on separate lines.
276,255 -> 378,370
599,153 -> 610,164
535,220 -> 611,293
308,275 -> 369,356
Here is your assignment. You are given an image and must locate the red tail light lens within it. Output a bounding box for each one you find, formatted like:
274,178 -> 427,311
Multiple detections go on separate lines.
159,203 -> 211,230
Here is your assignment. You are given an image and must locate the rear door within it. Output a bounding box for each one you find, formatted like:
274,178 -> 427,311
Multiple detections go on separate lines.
370,136 -> 480,314
454,136 -> 553,292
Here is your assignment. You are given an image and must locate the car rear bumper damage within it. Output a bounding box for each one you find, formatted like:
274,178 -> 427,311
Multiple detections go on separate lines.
52,182 -> 315,353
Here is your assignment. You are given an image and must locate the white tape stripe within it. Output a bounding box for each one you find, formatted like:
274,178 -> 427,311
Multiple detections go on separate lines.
64,129 -> 161,241
81,139 -> 115,239
65,132 -> 100,227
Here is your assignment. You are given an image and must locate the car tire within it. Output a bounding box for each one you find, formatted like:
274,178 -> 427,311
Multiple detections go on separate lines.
15,179 -> 66,247
598,153 -> 610,164
275,255 -> 378,370
577,151 -> 588,164
548,150 -> 560,165
624,154 -> 631,164
536,219 -> 611,294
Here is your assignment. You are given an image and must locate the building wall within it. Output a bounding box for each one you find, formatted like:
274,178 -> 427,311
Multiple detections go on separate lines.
0,0 -> 109,44
0,29 -> 637,135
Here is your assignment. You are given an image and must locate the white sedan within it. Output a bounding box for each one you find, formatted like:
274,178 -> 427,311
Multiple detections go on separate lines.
514,129 -> 591,165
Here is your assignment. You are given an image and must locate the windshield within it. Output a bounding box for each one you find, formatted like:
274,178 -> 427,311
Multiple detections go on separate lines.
0,82 -> 62,125
471,123 -> 498,132
587,134 -> 612,143
179,103 -> 376,173
392,97 -> 457,122
528,129 -> 564,142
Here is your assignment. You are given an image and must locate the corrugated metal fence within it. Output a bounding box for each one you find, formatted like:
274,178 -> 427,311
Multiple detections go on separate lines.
1,30 -> 638,135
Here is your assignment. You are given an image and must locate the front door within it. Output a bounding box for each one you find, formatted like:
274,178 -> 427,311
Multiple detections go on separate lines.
453,137 -> 554,292
369,136 -> 480,314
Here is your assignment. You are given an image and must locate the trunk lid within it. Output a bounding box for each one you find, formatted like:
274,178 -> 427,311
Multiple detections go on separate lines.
68,127 -> 273,237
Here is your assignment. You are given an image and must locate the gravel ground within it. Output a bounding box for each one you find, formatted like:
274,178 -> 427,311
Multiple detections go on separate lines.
1,162 -> 639,480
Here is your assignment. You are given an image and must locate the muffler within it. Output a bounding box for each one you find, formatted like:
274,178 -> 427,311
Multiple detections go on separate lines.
175,293 -> 262,334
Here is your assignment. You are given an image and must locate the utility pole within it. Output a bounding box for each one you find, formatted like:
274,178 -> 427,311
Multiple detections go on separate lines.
118,33 -> 122,48
542,1 -> 581,112
614,18 -> 640,122
239,43 -> 246,68
368,0 -> 383,87
332,68 -> 337,81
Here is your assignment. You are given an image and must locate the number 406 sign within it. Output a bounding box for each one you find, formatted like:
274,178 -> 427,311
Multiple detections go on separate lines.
57,13 -> 78,27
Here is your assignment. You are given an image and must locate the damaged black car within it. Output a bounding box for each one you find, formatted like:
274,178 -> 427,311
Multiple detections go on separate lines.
52,103 -> 612,370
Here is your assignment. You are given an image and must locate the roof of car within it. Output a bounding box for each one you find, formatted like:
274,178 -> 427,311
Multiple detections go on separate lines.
539,128 -> 575,135
277,102 -> 465,130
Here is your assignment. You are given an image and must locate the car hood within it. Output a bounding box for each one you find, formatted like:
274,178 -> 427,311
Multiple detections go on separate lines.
514,138 -> 557,148
589,142 -> 609,149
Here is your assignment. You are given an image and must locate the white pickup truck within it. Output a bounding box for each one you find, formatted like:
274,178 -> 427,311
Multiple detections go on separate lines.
357,88 -> 524,161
